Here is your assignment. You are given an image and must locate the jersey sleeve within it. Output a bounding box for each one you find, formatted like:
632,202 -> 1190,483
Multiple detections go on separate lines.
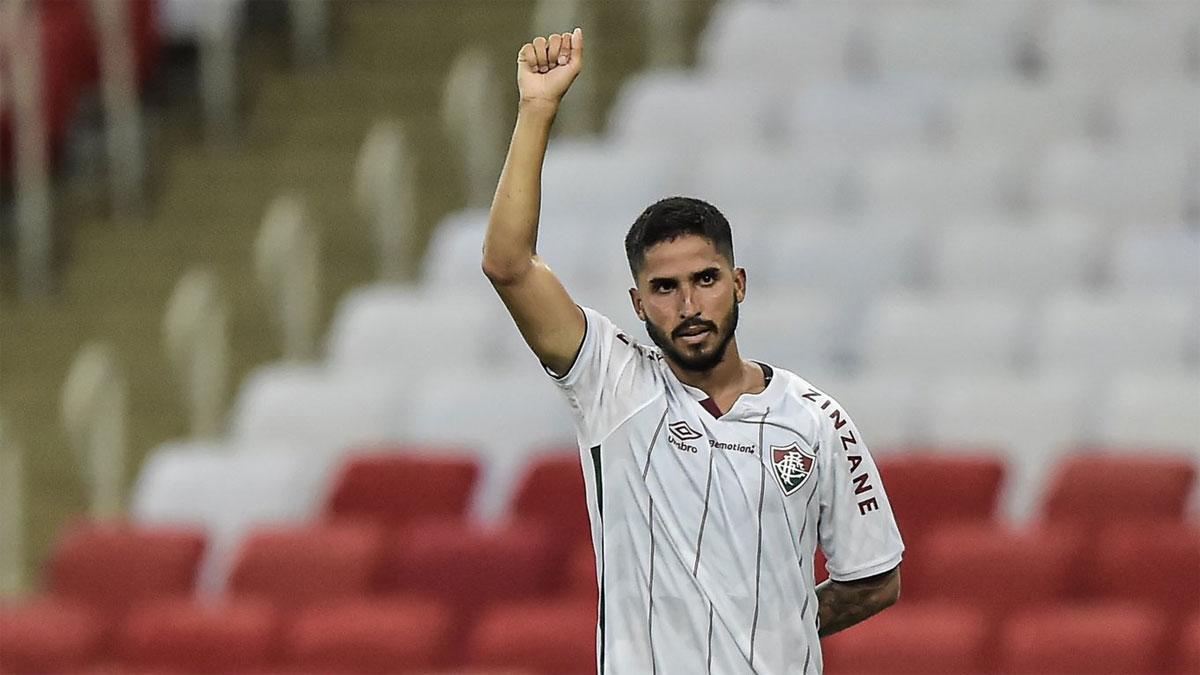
815,401 -> 905,582
547,306 -> 659,448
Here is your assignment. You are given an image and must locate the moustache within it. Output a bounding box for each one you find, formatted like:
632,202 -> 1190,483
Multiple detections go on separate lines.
672,319 -> 717,339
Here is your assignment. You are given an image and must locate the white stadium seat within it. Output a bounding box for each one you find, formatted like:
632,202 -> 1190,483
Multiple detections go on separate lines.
228,363 -> 411,460
930,221 -> 1098,298
858,292 -> 1027,376
1034,291 -> 1197,376
689,146 -> 855,222
1109,228 -> 1200,294
924,373 -> 1088,522
806,372 -> 923,452
735,290 -> 847,375
698,2 -> 865,84
1032,143 -> 1198,226
421,209 -> 491,291
786,80 -> 948,152
608,71 -> 785,152
1098,372 -> 1200,451
1109,82 -> 1200,146
859,148 -> 1022,219
1042,2 -> 1200,83
540,139 -> 691,224
947,82 -> 1099,150
863,3 -> 1032,80
130,440 -> 322,593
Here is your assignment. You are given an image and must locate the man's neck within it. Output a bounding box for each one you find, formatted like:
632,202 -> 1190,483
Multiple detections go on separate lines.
667,340 -> 766,402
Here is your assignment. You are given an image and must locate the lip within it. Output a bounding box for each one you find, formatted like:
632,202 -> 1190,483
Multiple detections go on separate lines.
678,329 -> 711,344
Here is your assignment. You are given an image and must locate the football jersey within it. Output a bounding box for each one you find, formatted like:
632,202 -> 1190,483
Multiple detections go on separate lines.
550,307 -> 905,674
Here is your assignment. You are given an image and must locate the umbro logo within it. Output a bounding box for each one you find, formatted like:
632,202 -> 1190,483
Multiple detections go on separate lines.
668,421 -> 702,442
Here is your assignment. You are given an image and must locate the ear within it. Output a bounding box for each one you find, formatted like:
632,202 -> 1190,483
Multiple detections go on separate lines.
629,287 -> 646,321
734,266 -> 747,303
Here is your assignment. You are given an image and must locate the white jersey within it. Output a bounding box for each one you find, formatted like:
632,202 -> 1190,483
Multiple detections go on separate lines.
550,308 -> 904,675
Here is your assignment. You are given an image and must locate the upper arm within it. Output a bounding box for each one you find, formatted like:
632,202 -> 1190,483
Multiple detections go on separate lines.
484,255 -> 586,376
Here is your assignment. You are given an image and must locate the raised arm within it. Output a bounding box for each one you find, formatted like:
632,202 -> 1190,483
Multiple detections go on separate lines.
482,29 -> 587,376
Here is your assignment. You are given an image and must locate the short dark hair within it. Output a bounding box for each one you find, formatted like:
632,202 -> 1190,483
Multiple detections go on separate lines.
624,196 -> 734,279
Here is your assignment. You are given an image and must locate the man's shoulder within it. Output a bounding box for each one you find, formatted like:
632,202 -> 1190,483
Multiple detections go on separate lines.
582,306 -> 664,365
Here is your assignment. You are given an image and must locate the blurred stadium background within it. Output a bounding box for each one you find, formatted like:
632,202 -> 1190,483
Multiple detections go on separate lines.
1,0 -> 1198,673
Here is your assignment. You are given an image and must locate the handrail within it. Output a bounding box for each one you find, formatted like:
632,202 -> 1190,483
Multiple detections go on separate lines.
61,343 -> 127,520
0,413 -> 25,598
442,48 -> 506,208
354,120 -> 416,281
164,268 -> 229,438
255,194 -> 320,361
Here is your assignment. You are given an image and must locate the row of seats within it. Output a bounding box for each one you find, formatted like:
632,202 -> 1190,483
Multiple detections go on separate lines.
5,451 -> 1196,673
700,1 -> 1200,84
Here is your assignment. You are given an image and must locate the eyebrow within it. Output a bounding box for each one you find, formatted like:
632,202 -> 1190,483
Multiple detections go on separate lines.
647,267 -> 722,286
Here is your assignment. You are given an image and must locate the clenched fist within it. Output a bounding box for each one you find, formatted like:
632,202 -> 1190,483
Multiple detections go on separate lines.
517,28 -> 584,110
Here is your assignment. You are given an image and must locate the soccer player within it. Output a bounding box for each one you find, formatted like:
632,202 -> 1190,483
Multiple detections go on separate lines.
482,29 -> 904,673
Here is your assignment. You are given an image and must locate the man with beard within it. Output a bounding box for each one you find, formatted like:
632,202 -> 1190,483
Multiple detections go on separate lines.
483,29 -> 904,674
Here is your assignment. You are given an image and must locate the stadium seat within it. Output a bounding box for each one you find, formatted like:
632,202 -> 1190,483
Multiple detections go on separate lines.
698,2 -> 864,84
228,363 -> 412,462
384,518 -> 559,622
0,599 -> 105,674
930,221 -> 1098,298
946,81 -> 1099,150
130,441 -> 320,593
1038,453 -> 1197,530
116,598 -> 278,673
467,599 -> 598,674
858,147 -> 1021,220
907,523 -> 1080,616
563,541 -> 598,599
325,450 -> 480,528
810,373 -> 923,451
862,3 -> 1031,80
1084,521 -> 1200,620
1042,2 -> 1199,83
925,373 -> 1087,521
1098,373 -> 1200,450
873,454 -> 1006,551
229,522 -> 385,606
689,147 -> 854,222
46,521 -> 206,615
285,597 -> 455,673
420,208 -> 492,290
1001,604 -> 1170,674
508,451 -> 592,549
1032,143 -> 1197,225
1109,227 -> 1200,294
733,290 -> 845,375
786,80 -> 947,152
858,291 -> 1026,377
1179,614 -> 1200,675
822,603 -> 990,674
608,71 -> 783,152
1110,82 -> 1200,145
1034,291 -> 1196,376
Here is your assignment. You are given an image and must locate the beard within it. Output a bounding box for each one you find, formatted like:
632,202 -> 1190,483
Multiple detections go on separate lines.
644,298 -> 739,374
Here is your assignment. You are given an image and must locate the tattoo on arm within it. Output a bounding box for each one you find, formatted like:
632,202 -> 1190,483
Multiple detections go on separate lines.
816,566 -> 901,638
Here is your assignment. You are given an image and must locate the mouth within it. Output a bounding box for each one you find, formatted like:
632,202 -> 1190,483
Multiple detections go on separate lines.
675,326 -> 713,345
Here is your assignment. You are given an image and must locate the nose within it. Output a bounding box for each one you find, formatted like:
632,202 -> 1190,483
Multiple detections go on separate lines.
678,285 -> 698,318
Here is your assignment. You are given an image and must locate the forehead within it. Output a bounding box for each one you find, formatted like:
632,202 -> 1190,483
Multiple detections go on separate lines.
640,235 -> 729,278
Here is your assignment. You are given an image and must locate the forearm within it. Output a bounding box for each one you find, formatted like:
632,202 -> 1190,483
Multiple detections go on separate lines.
482,102 -> 558,283
816,567 -> 901,638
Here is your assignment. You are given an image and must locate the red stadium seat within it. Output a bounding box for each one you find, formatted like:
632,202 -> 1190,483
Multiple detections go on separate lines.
1040,452 -> 1196,529
822,603 -> 990,674
385,518 -> 558,625
229,522 -> 385,606
906,523 -> 1081,617
467,599 -> 597,674
325,451 -> 480,528
509,450 -> 592,547
0,599 -> 104,673
116,598 -> 278,673
874,452 -> 1005,546
285,597 -> 455,673
1085,521 -> 1200,621
563,542 -> 598,599
1178,614 -> 1200,675
1001,604 -> 1169,674
46,521 -> 206,614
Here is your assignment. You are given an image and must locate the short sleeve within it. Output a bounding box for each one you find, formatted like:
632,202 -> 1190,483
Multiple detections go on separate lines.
816,401 -> 905,581
548,306 -> 660,447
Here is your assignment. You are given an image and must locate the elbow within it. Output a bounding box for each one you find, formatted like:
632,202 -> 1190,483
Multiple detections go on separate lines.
481,255 -> 526,287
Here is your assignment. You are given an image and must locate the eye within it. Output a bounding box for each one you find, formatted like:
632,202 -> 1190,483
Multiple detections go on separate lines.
651,280 -> 676,294
697,270 -> 717,285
